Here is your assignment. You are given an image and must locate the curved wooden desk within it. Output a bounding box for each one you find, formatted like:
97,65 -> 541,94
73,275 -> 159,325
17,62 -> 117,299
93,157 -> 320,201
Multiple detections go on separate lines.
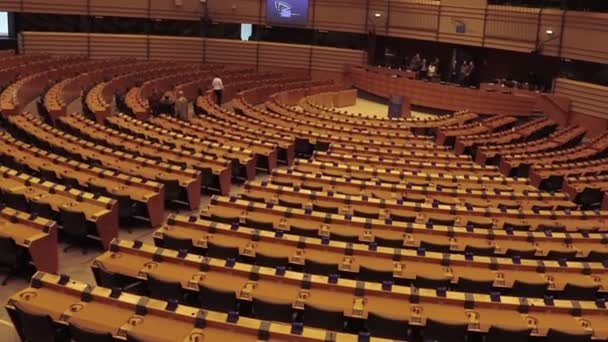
349,66 -> 543,116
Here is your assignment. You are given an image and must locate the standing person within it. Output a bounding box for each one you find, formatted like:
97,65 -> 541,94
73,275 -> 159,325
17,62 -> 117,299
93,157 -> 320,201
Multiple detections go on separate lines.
464,60 -> 475,86
450,59 -> 459,83
160,89 -> 175,116
148,88 -> 161,116
175,90 -> 190,121
419,58 -> 428,80
427,62 -> 437,80
194,88 -> 204,114
458,60 -> 469,86
212,75 -> 223,106
408,53 -> 421,71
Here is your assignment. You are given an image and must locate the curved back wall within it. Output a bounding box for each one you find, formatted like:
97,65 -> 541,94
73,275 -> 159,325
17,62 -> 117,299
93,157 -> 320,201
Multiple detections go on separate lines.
17,31 -> 366,81
3,0 -> 608,64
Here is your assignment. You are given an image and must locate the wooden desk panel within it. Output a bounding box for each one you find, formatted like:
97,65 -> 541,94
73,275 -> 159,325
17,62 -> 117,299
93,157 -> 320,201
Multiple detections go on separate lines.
91,239 -> 608,337
0,207 -> 58,273
204,196 -> 608,259
0,133 -> 165,226
154,215 -> 608,292
8,114 -> 202,209
0,166 -> 118,248
348,66 -> 539,116
7,272 -> 358,342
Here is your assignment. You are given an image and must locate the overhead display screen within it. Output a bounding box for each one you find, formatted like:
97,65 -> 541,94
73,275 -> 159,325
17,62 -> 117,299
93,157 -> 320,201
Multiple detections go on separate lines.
0,12 -> 8,36
266,0 -> 309,26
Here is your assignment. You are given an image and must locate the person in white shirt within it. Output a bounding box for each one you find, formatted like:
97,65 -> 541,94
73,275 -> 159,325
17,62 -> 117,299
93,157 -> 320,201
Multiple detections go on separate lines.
212,76 -> 223,106
427,63 -> 437,79
175,90 -> 190,121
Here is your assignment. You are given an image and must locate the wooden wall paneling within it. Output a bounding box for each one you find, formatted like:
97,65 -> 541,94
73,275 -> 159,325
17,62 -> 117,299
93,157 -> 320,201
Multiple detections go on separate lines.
388,0 -> 439,41
537,9 -> 562,57
149,35 -> 204,61
311,46 -> 365,74
0,1 -> 22,12
89,0 -> 149,18
150,0 -> 202,21
89,33 -> 147,59
555,78 -> 608,121
258,41 -> 311,70
438,4 -> 485,46
568,111 -> 608,138
314,0 -> 367,33
367,0 -> 388,35
204,38 -> 257,66
206,0 -> 262,24
22,0 -> 87,15
19,31 -> 88,55
484,5 -> 538,53
560,11 -> 608,64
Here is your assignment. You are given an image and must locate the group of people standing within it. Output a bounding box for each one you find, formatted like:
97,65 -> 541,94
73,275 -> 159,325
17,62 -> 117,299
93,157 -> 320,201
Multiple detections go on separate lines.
147,76 -> 223,121
408,53 -> 441,81
404,53 -> 475,86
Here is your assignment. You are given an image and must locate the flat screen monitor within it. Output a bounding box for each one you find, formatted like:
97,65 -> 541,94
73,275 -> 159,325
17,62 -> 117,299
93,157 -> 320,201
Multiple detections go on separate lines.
0,12 -> 8,37
266,0 -> 308,26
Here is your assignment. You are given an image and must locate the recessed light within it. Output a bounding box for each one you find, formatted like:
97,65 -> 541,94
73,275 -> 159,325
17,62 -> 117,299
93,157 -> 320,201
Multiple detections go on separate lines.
545,29 -> 553,35
374,12 -> 382,18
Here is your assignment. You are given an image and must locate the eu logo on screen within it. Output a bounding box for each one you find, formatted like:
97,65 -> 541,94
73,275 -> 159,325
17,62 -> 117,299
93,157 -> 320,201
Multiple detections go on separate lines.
267,0 -> 308,26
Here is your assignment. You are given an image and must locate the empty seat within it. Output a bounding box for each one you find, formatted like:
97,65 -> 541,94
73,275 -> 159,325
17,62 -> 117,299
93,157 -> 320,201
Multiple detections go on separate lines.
427,217 -> 455,226
198,284 -> 237,313
289,225 -> 318,238
278,198 -> 302,209
358,266 -> 393,283
94,266 -> 136,290
29,199 -> 56,221
161,233 -> 194,253
374,235 -> 404,248
422,319 -> 468,342
301,183 -> 324,192
304,259 -> 338,275
13,303 -> 67,342
255,253 -> 288,268
4,190 -> 29,212
505,248 -> 536,259
69,322 -> 114,342
546,329 -> 591,342
60,207 -> 91,254
206,242 -> 239,260
209,213 -> 239,225
390,213 -> 417,223
586,250 -> 608,262
146,273 -> 183,302
160,179 -> 180,202
240,193 -> 266,203
366,311 -> 409,340
453,277 -> 494,293
546,250 -> 577,260
302,304 -> 344,331
420,240 -> 451,253
312,203 -> 339,214
561,283 -> 600,301
414,276 -> 451,290
464,245 -> 495,257
244,218 -> 274,231
329,231 -> 359,243
485,326 -> 531,342
353,208 -> 380,219
510,280 -> 548,298
252,296 -> 294,323
0,237 -> 28,285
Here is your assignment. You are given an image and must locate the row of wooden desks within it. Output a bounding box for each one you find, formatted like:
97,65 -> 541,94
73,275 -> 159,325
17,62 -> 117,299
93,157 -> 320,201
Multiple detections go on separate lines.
7,272 -> 355,342
155,214 -> 608,295
268,169 -> 574,210
92,239 -> 608,338
0,206 -> 58,273
0,166 -> 118,248
58,113 -> 232,194
0,132 -> 165,226
7,114 -> 202,209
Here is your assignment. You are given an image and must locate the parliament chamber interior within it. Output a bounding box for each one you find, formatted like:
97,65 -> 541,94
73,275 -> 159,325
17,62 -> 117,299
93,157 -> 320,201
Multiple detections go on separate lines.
1,0 -> 608,341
